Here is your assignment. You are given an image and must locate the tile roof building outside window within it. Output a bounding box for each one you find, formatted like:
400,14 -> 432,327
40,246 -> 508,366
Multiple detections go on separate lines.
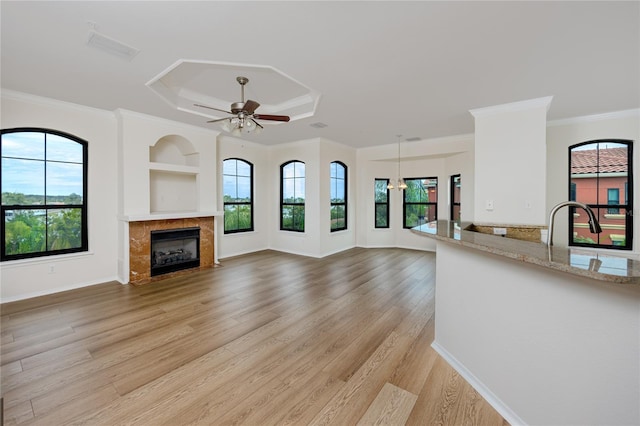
570,141 -> 632,249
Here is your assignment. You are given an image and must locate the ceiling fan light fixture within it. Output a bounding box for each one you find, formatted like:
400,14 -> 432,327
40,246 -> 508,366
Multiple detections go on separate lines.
242,119 -> 262,134
223,116 -> 262,136
195,76 -> 289,136
220,118 -> 235,133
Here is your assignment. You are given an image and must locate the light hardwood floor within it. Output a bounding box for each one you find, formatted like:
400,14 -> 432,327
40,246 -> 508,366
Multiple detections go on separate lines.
1,248 -> 508,425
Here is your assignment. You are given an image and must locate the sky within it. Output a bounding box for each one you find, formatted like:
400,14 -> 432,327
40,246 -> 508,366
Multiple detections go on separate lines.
1,132 -> 84,197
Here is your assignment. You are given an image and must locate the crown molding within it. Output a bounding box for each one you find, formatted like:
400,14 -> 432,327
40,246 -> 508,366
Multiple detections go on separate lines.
547,108 -> 640,127
469,96 -> 553,118
1,89 -> 114,118
114,108 -> 220,135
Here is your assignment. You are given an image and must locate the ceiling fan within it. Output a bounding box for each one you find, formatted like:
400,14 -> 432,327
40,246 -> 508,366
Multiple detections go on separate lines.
194,76 -> 290,135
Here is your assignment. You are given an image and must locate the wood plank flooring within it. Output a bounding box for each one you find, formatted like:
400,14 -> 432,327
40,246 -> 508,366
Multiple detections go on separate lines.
1,248 -> 509,425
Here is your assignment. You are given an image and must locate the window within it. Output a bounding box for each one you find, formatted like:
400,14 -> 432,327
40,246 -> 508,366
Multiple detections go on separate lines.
450,174 -> 461,223
374,179 -> 390,228
281,161 -> 305,232
403,177 -> 437,229
223,158 -> 253,233
1,128 -> 88,261
607,188 -> 620,214
330,161 -> 347,232
569,140 -> 633,250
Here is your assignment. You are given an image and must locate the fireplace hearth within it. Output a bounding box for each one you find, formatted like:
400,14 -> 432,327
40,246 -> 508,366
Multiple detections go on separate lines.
150,227 -> 200,276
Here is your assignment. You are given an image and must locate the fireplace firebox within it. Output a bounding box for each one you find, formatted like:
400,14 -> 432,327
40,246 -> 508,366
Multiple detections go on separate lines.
150,227 -> 200,276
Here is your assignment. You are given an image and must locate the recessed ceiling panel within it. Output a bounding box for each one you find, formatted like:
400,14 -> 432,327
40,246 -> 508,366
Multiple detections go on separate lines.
147,60 -> 321,123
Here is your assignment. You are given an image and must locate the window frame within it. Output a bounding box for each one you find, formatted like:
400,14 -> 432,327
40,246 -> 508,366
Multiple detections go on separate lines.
222,158 -> 254,234
403,177 -> 438,229
568,139 -> 633,250
374,178 -> 390,229
330,161 -> 347,232
1,128 -> 88,261
280,160 -> 305,232
450,174 -> 461,222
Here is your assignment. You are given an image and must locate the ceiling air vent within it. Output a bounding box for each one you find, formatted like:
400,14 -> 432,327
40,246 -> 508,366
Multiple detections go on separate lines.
87,30 -> 139,61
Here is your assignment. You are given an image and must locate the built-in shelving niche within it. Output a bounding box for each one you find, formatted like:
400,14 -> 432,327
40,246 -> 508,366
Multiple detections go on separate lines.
149,134 -> 200,213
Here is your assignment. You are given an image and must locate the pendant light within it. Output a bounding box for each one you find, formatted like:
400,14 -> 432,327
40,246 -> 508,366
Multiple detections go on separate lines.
388,135 -> 407,190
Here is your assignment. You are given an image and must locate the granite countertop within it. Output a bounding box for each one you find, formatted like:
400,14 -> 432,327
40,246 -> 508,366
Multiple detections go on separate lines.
412,220 -> 640,285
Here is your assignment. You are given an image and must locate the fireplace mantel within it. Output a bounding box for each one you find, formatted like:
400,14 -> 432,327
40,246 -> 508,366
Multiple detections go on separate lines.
119,211 -> 223,222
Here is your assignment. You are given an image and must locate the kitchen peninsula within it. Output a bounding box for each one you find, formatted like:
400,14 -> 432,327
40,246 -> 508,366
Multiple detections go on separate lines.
414,221 -> 640,284
414,221 -> 640,426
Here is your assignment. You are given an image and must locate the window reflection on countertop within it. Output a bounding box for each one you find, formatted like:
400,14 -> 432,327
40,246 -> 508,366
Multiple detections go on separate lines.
568,251 -> 631,276
412,221 -> 461,240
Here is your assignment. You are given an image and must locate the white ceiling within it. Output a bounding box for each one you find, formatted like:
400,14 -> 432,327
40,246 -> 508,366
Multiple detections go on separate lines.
1,1 -> 638,148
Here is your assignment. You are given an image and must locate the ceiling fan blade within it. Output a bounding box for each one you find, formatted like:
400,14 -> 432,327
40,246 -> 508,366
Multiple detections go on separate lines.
243,100 -> 260,115
207,117 -> 231,124
194,103 -> 232,114
253,114 -> 290,122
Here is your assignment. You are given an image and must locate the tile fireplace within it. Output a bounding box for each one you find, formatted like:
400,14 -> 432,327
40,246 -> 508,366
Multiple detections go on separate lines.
128,216 -> 215,285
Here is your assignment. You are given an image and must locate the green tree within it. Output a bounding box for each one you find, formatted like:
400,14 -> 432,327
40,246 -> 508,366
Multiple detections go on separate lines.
2,192 -> 28,205
282,205 -> 304,231
65,193 -> 83,204
4,210 -> 46,255
47,209 -> 82,250
224,204 -> 252,232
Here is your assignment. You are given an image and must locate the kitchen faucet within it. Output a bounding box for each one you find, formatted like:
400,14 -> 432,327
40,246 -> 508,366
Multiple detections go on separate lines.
547,201 -> 602,246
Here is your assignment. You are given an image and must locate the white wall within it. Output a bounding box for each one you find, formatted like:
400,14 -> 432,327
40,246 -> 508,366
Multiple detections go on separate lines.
116,109 -> 218,217
546,109 -> 640,250
434,241 -> 640,426
267,139 -> 322,257
219,137 -> 358,259
319,139 -> 357,256
1,92 -> 119,302
472,97 -> 551,225
355,143 -> 399,248
445,147 -> 475,223
217,135 -> 270,258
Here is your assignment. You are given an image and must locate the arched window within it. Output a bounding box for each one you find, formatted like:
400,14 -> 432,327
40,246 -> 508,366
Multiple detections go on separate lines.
281,161 -> 305,232
569,140 -> 633,250
330,161 -> 347,232
222,158 -> 253,233
1,128 -> 88,261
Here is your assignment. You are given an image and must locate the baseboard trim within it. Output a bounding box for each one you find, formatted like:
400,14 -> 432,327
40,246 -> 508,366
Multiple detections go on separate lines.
218,246 -> 270,260
355,243 -> 436,253
0,276 -> 121,304
431,341 -> 527,426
